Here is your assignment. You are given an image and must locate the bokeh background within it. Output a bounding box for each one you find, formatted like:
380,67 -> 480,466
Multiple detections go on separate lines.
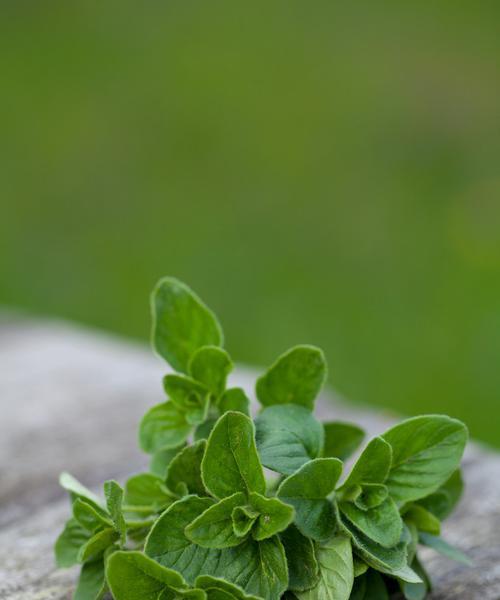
1,2 -> 499,447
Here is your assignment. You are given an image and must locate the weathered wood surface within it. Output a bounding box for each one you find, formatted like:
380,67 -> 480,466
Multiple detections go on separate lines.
0,318 -> 499,599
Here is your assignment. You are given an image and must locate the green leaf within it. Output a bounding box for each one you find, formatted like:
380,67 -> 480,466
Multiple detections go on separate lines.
194,418 -> 218,442
248,492 -> 295,541
341,437 -> 392,489
185,492 -> 245,548
164,375 -> 210,426
399,557 -> 428,600
419,532 -> 472,566
232,505 -> 260,538
145,496 -> 288,600
73,498 -> 113,532
139,401 -> 192,453
150,445 -> 186,478
296,535 -> 354,600
189,346 -> 233,398
59,472 -> 103,510
202,411 -> 265,498
124,473 -> 173,511
256,345 -> 327,410
104,480 -> 127,545
74,559 -> 107,600
195,575 -> 261,600
219,388 -> 251,416
403,505 -> 440,535
381,415 -> 468,504
417,469 -> 464,520
339,498 -> 403,548
158,588 -> 206,600
350,570 -> 389,600
353,484 -> 388,511
166,440 -> 207,496
322,422 -> 365,461
151,277 -> 223,373
280,525 -> 319,592
106,550 -> 188,600
352,557 -> 368,578
255,404 -> 324,475
77,527 -> 118,563
54,517 -> 90,568
277,458 -> 342,541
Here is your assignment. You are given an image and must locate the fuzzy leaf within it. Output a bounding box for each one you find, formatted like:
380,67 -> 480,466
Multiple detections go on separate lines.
419,532 -> 472,565
202,411 -> 265,498
403,505 -> 440,535
77,527 -> 118,563
150,445 -> 186,478
342,437 -> 392,489
104,480 -> 127,545
124,473 -> 173,511
255,404 -> 324,475
185,492 -> 246,548
296,536 -> 354,600
54,518 -> 91,568
106,550 -> 188,600
74,559 -> 107,600
382,415 -> 467,504
353,484 -> 388,511
280,525 -> 319,592
417,469 -> 463,520
166,440 -> 207,496
195,576 -> 261,600
194,418 -> 218,442
256,345 -> 327,410
277,458 -> 342,541
340,498 -> 403,548
139,401 -> 192,453
232,505 -> 260,538
73,498 -> 113,533
163,375 -> 210,426
322,422 -> 365,461
219,388 -> 251,416
189,346 -> 233,398
248,492 -> 295,541
151,277 -> 223,373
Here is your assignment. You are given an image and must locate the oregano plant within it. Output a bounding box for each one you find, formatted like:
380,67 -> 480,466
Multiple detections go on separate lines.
55,277 -> 470,600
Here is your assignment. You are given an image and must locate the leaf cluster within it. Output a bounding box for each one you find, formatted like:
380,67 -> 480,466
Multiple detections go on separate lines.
55,278 -> 470,600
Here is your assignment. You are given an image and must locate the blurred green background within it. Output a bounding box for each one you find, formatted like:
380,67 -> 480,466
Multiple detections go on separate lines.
1,2 -> 499,447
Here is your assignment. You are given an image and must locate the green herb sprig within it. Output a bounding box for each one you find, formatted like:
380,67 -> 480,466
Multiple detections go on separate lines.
55,277 -> 470,600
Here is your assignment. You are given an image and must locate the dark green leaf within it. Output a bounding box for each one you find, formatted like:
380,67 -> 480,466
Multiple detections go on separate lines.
296,535 -> 353,600
124,473 -> 173,511
185,492 -> 245,548
74,559 -> 107,600
77,527 -> 118,563
399,556 -> 428,600
232,505 -> 259,538
202,411 -> 265,498
163,375 -> 210,426
150,445 -> 186,478
340,498 -> 403,548
248,492 -> 294,540
104,480 -> 127,545
189,346 -> 233,398
382,415 -> 467,504
139,401 -> 192,453
351,570 -> 389,600
106,550 -> 187,600
73,498 -> 113,533
256,345 -> 327,410
54,517 -> 90,568
419,532 -> 472,566
151,277 -> 223,373
277,458 -> 342,541
341,437 -> 392,489
417,469 -> 464,521
322,422 -> 365,461
353,484 -> 388,511
166,440 -> 207,496
219,388 -> 250,416
255,404 -> 324,475
403,505 -> 440,535
194,418 -> 218,442
280,525 -> 319,592
195,575 -> 261,600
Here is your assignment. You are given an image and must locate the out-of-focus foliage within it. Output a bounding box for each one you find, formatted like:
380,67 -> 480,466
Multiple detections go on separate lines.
1,1 -> 499,446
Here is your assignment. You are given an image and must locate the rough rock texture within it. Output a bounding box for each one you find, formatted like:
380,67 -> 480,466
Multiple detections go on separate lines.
0,318 -> 499,599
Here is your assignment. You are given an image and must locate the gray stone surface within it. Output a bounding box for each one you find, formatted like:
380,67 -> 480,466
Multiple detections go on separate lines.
0,318 -> 498,599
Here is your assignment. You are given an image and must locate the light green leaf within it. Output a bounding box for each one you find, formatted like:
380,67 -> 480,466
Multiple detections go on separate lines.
219,388 -> 250,416
341,437 -> 392,489
77,527 -> 118,563
248,492 -> 294,541
124,473 -> 173,511
72,498 -> 113,532
189,346 -> 233,398
139,401 -> 192,453
256,345 -> 327,410
353,484 -> 388,511
352,557 -> 368,578
74,559 -> 107,600
296,536 -> 354,600
59,472 -> 103,509
202,411 -> 265,499
382,415 -> 467,504
185,492 -> 246,548
151,277 -> 223,373
104,480 -> 127,545
340,498 -> 403,548
403,505 -> 440,535
195,576 -> 261,600
166,440 -> 207,497
54,517 -> 90,568
232,505 -> 259,538
255,405 -> 324,475
150,445 -> 186,478
322,422 -> 365,461
277,458 -> 342,541
417,469 -> 464,521
145,496 -> 288,600
419,532 -> 472,566
164,375 -> 210,426
280,525 -> 319,592
399,556 -> 428,600
106,550 -> 187,600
